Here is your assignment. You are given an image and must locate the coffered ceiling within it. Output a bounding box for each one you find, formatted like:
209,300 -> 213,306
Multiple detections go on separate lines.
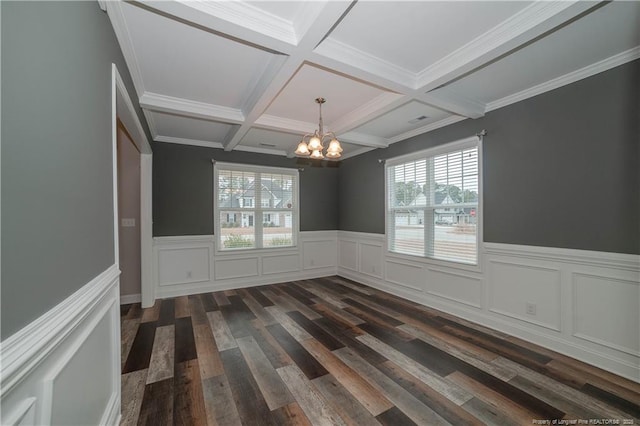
104,0 -> 640,160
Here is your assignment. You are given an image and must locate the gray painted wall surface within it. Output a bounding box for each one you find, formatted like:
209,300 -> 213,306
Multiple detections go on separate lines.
152,142 -> 339,236
1,1 -> 149,338
339,60 -> 640,255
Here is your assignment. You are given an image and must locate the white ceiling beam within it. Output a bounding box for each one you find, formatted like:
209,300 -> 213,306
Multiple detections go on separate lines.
253,115 -> 316,134
133,0 -> 296,55
329,92 -> 406,135
339,132 -> 389,149
418,89 -> 486,119
414,0 -> 604,93
139,92 -> 245,124
223,1 -> 357,152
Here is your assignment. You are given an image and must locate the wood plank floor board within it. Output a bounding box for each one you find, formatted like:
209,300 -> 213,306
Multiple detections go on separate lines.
122,321 -> 156,374
147,325 -> 175,384
375,406 -> 417,426
245,286 -> 274,307
120,369 -> 147,426
121,318 -> 141,369
376,360 -> 484,426
173,359 -> 207,426
207,310 -> 237,352
301,339 -> 393,416
236,335 -> 295,410
137,377 -> 174,426
174,317 -> 197,363
312,374 -> 382,426
187,295 -> 208,326
157,298 -> 175,327
202,374 -> 242,426
266,323 -> 329,380
140,300 -> 161,323
248,320 -> 294,369
220,347 -> 277,426
121,277 -> 639,425
277,364 -> 348,426
199,293 -> 219,312
333,346 -> 449,425
174,296 -> 191,318
192,323 -> 224,379
237,289 -> 278,326
270,402 -> 313,426
287,311 -> 345,351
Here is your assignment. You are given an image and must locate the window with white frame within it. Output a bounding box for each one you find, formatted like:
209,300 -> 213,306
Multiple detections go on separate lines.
386,137 -> 480,264
214,163 -> 298,251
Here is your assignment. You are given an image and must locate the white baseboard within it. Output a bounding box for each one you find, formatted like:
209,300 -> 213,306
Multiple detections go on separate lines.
1,265 -> 122,425
337,232 -> 640,383
120,293 -> 141,305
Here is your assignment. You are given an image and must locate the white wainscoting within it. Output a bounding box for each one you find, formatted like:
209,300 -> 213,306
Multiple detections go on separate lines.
337,231 -> 640,383
1,265 -> 121,425
152,231 -> 338,299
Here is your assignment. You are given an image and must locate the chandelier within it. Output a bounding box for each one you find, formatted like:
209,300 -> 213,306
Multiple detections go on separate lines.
295,98 -> 343,159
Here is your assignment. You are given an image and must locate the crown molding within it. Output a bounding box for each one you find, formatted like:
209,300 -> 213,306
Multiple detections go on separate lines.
155,135 -> 224,149
487,46 -> 640,112
415,0 -> 599,92
387,115 -> 467,145
97,0 -> 106,12
105,1 -> 146,97
314,37 -> 416,89
140,92 -> 245,124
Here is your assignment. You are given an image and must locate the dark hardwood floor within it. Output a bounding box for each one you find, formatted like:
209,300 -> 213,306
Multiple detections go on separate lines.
120,276 -> 640,425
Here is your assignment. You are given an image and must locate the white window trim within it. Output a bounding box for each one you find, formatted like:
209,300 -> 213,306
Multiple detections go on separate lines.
384,135 -> 483,272
213,162 -> 299,254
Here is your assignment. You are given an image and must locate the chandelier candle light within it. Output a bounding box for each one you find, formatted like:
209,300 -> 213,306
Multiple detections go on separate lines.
295,98 -> 343,159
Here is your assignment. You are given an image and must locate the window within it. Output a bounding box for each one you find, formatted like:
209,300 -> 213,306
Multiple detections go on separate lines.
386,137 -> 480,264
215,163 -> 298,251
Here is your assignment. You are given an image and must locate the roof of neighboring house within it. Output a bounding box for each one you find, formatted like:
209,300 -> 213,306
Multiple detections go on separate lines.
218,179 -> 293,209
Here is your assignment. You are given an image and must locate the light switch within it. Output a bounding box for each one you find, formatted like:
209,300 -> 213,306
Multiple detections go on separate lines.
121,218 -> 136,227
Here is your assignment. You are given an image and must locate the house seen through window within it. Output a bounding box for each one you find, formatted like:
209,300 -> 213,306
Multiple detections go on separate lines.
215,163 -> 298,250
386,137 -> 480,264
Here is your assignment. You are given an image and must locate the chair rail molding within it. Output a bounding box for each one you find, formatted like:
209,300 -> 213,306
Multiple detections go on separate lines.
1,265 -> 122,425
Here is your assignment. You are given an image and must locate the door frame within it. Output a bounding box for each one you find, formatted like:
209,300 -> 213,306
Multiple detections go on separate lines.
112,64 -> 154,308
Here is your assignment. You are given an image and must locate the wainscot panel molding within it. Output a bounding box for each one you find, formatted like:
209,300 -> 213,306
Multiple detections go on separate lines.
1,265 -> 121,425
337,232 -> 640,383
152,231 -> 338,299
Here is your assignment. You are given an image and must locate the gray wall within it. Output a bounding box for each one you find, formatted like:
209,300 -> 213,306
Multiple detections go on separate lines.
339,60 -> 640,255
153,142 -> 339,236
1,1 -> 150,338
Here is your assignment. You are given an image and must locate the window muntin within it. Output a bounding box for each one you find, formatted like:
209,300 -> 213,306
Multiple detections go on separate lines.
215,164 -> 298,251
386,139 -> 479,265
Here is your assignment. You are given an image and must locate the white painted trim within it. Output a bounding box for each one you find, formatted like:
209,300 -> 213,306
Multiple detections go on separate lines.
0,265 -> 120,395
338,146 -> 375,161
155,135 -> 225,150
254,114 -> 316,134
139,92 -> 245,124
486,46 -> 640,112
314,37 -> 415,89
105,1 -> 146,98
140,154 -> 154,308
337,231 -> 640,382
114,68 -> 151,154
386,115 -> 467,145
233,144 -> 288,157
414,1 -> 597,92
120,293 -> 142,305
111,66 -> 120,266
484,242 -> 640,272
338,131 -> 388,149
